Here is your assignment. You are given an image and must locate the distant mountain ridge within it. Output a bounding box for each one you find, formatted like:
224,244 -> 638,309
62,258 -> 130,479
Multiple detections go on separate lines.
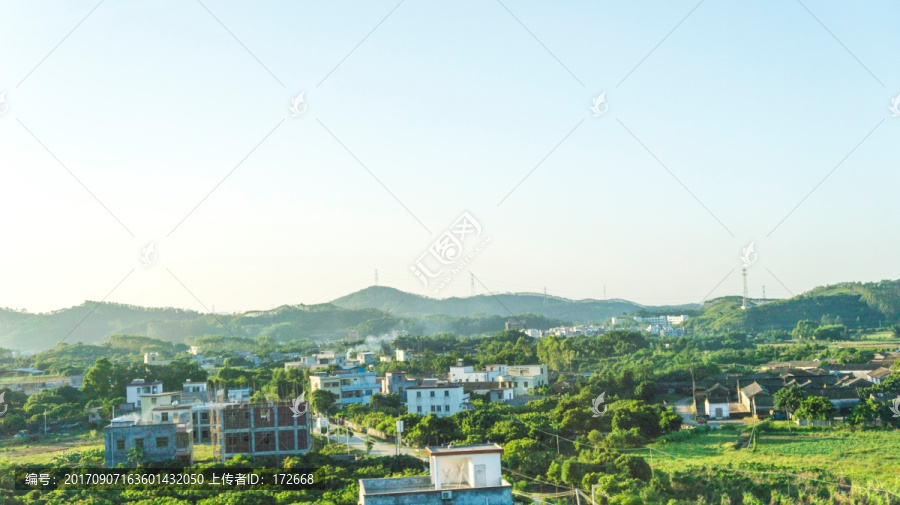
4,279 -> 900,352
330,286 -> 699,322
0,287 -> 699,352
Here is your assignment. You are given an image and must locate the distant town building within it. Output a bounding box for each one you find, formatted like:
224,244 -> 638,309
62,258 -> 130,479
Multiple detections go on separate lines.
226,388 -> 252,403
381,372 -> 418,397
449,361 -> 506,383
356,352 -> 377,364
406,384 -> 469,417
182,380 -> 209,404
497,365 -> 548,396
704,384 -> 731,420
522,328 -> 543,338
309,368 -> 378,407
546,325 -> 603,337
126,379 -> 164,408
505,320 -> 526,331
68,375 -> 84,388
143,352 -> 171,366
209,401 -> 310,463
634,315 -> 689,325
191,403 -> 218,444
359,443 -> 512,505
104,415 -> 193,468
312,351 -> 346,367
396,349 -> 416,362
461,382 -> 515,403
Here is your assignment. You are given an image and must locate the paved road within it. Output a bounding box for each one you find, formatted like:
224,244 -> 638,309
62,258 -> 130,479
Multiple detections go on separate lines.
322,421 -> 425,460
673,397 -> 698,426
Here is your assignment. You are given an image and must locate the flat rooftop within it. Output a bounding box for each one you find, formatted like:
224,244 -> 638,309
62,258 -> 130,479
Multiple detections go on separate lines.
426,443 -> 503,456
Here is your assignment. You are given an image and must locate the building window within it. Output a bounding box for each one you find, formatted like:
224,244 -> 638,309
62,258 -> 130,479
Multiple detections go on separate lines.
365,390 -> 372,395
444,390 -> 450,397
151,397 -> 157,405
417,406 -> 422,413
416,392 -> 421,398
430,391 -> 435,397
161,412 -> 169,422
116,439 -> 125,450
444,405 -> 450,411
134,438 -> 144,448
155,437 -> 168,448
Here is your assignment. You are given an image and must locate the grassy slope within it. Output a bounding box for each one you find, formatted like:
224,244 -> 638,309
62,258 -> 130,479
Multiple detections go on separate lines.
650,423 -> 900,489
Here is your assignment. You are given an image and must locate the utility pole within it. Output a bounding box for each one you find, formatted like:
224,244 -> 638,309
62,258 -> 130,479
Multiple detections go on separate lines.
690,364 -> 697,422
575,488 -> 581,505
741,267 -> 748,309
43,411 -> 48,434
556,434 -> 560,455
592,484 -> 596,505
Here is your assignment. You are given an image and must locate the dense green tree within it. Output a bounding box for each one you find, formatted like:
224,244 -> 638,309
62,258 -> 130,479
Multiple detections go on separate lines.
634,381 -> 657,402
774,385 -> 805,418
792,320 -> 819,340
405,414 -> 460,446
309,390 -> 338,416
794,396 -> 837,422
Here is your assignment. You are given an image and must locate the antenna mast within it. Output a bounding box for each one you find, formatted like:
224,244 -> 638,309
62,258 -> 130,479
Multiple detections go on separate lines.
470,273 -> 475,297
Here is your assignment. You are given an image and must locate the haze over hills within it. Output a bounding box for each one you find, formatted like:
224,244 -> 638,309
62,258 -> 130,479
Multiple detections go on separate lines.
330,286 -> 699,321
2,279 -> 900,353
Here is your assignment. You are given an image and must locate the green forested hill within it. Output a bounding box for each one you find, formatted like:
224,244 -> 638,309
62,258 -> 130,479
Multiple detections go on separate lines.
4,279 -> 900,352
685,279 -> 900,335
331,286 -> 698,322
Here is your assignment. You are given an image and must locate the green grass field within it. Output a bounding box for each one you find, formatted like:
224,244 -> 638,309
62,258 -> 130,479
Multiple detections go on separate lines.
650,423 -> 900,491
0,429 -> 104,465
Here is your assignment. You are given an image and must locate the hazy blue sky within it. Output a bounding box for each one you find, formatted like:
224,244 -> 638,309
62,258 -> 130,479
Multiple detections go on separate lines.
1,1 -> 898,313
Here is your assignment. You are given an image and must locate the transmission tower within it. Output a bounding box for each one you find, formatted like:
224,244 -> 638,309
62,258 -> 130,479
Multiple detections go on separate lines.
470,273 -> 475,296
374,269 -> 378,286
762,285 -> 766,301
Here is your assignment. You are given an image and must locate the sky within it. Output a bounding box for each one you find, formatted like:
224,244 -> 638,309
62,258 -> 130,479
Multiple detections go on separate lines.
1,0 -> 898,314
